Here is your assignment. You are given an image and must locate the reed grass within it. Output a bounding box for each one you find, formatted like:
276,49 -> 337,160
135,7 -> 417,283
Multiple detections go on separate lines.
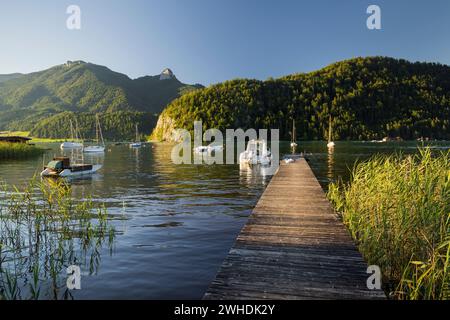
328,148 -> 450,300
0,142 -> 44,160
0,178 -> 115,300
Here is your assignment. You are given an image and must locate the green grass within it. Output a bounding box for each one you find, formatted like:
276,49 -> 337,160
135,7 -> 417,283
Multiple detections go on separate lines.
0,142 -> 45,160
328,148 -> 449,300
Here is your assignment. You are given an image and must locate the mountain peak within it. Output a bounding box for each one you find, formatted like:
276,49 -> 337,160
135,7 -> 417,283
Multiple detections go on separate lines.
0,61 -> 202,132
64,60 -> 86,67
160,68 -> 175,80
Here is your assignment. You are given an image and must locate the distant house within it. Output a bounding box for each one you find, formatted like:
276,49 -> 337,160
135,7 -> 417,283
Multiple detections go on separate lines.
0,136 -> 32,144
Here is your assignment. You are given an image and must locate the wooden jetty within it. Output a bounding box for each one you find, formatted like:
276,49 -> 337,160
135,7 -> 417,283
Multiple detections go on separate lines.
204,158 -> 386,300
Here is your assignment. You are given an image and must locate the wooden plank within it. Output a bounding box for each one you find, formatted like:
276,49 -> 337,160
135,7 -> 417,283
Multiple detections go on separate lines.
204,158 -> 386,300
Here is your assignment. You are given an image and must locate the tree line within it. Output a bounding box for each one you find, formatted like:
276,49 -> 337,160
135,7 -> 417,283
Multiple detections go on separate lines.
154,57 -> 450,141
31,111 -> 157,141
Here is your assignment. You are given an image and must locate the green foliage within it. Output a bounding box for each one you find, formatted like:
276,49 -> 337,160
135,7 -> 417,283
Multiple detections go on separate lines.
154,57 -> 450,141
30,111 -> 158,141
0,61 -> 202,132
0,73 -> 22,83
0,142 -> 44,160
327,148 -> 450,299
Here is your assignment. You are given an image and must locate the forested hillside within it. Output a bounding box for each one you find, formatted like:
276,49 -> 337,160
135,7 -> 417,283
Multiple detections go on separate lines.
152,57 -> 450,141
30,111 -> 157,141
0,61 -> 202,136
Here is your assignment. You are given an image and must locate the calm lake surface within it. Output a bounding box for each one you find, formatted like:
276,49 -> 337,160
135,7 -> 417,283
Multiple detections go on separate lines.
0,140 -> 449,299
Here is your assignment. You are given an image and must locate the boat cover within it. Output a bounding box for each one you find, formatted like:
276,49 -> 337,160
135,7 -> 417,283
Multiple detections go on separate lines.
47,160 -> 63,170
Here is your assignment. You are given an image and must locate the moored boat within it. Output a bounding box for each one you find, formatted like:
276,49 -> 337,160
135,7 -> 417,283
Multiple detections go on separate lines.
61,141 -> 83,149
60,120 -> 83,149
193,145 -> 223,154
193,146 -> 209,153
41,157 -> 102,177
84,115 -> 105,153
130,124 -> 142,148
239,139 -> 272,166
83,145 -> 105,153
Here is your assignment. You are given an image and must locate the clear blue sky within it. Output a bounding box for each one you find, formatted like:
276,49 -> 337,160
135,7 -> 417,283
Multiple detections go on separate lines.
0,0 -> 449,85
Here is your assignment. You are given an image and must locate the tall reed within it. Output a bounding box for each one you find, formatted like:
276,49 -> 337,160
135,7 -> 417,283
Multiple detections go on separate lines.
0,142 -> 44,160
0,178 -> 115,300
328,148 -> 449,299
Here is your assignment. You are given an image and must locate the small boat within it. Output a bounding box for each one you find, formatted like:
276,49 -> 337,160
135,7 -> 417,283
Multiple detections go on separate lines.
83,145 -> 105,153
130,142 -> 142,148
327,115 -> 335,149
290,118 -> 298,148
60,120 -> 83,149
208,145 -> 223,152
130,124 -> 142,148
84,114 -> 105,153
193,145 -> 223,154
239,139 -> 272,166
61,141 -> 83,149
193,146 -> 209,153
41,157 -> 101,177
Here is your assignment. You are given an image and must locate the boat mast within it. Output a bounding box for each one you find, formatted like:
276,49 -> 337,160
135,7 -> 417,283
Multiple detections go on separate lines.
292,118 -> 296,143
69,119 -> 74,141
74,117 -> 84,164
98,115 -> 105,146
95,114 -> 99,143
328,115 -> 332,143
135,124 -> 139,142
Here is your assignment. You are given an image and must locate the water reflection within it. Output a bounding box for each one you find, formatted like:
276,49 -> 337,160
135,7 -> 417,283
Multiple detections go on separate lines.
0,140 -> 448,299
239,163 -> 271,185
193,150 -> 224,165
327,146 -> 334,183
0,180 -> 115,300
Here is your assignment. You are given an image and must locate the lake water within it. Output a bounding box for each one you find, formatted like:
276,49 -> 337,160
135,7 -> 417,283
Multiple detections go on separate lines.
0,140 -> 449,299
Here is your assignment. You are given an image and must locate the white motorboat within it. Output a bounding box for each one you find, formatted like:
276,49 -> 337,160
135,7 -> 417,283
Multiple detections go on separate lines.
193,146 -> 209,153
239,139 -> 272,166
130,124 -> 142,148
84,114 -> 105,153
193,145 -> 223,154
208,145 -> 223,152
41,157 -> 102,177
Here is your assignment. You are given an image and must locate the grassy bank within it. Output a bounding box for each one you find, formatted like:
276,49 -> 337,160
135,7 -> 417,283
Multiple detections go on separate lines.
328,148 -> 449,300
0,142 -> 44,160
0,131 -> 65,143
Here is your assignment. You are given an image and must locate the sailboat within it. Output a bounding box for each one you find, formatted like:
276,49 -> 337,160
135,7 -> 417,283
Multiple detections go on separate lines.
327,115 -> 335,148
60,120 -> 83,149
42,125 -> 102,177
290,118 -> 298,148
129,124 -> 142,148
84,114 -> 105,153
